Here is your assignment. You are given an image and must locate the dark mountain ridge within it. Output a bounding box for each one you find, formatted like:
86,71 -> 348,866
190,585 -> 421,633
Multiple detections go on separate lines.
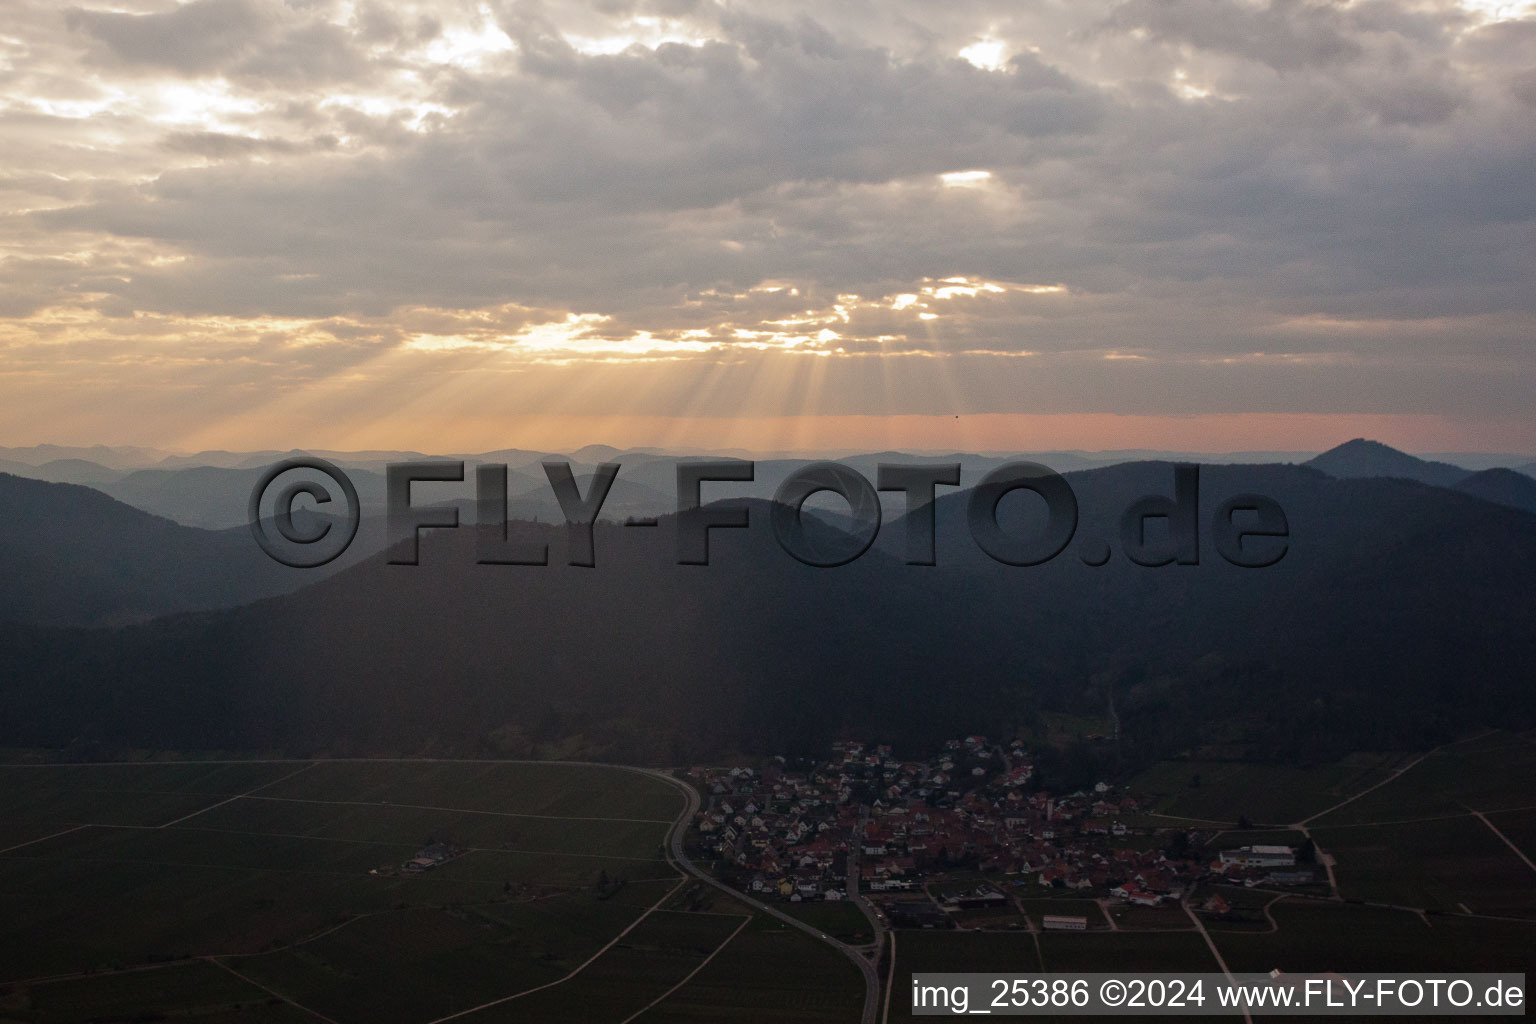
1,461 -> 1533,766
0,473 -> 378,627
1454,468 -> 1536,514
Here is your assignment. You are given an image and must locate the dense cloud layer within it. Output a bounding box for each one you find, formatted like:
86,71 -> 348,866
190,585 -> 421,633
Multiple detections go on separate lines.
0,0 -> 1532,442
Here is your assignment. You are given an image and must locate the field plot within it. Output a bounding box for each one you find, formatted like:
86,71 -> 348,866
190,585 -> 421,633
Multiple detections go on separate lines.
253,761 -> 683,821
0,761 -> 686,1021
777,898 -> 876,944
1036,930 -> 1216,972
1210,901 -> 1536,974
1131,754 -> 1399,825
1103,903 -> 1195,930
470,908 -> 744,1023
949,906 -> 1030,929
0,760 -> 863,1024
892,930 -> 1041,976
183,794 -> 676,886
0,761 -> 309,830
660,879 -> 753,917
228,894 -> 676,1024
639,915 -> 865,1023
9,959 -> 308,1024
1309,732 -> 1536,825
0,821 -> 87,852
0,824 -> 440,977
1311,817 -> 1536,916
1483,807 -> 1536,870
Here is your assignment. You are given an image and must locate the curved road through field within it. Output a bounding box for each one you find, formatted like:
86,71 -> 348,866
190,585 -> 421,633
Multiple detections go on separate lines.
22,755 -> 884,1022
633,767 -> 884,1024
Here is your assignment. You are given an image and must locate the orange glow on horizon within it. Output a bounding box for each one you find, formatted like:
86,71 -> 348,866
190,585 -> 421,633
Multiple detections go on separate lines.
10,412 -> 1521,458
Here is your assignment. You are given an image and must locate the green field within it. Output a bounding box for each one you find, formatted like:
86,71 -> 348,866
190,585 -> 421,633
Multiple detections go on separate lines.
0,761 -> 312,832
1309,732 -> 1536,826
778,899 -> 876,944
949,907 -> 1030,929
1037,929 -> 1218,972
6,745 -> 1533,1021
12,960 -> 312,1024
1311,817 -> 1536,916
1209,900 -> 1536,974
1102,903 -> 1194,930
660,879 -> 753,917
252,761 -> 684,821
1484,807 -> 1536,868
1130,753 -> 1401,825
472,910 -> 754,1023
0,760 -> 861,1023
893,928 -> 1042,975
640,915 -> 864,1022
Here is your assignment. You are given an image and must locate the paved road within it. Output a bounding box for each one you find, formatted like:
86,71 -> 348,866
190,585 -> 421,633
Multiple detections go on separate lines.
637,767 -> 883,1024
847,807 -> 890,956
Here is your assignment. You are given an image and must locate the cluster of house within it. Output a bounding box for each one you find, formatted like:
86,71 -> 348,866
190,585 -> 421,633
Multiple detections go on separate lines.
687,737 -> 1301,908
689,760 -> 860,902
1211,843 -> 1316,887
371,841 -> 465,876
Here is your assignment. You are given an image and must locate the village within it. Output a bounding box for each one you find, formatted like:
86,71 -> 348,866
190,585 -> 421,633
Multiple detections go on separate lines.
686,736 -> 1321,929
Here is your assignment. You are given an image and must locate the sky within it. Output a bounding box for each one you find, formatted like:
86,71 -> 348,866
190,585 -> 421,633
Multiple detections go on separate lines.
1,0 -> 1533,454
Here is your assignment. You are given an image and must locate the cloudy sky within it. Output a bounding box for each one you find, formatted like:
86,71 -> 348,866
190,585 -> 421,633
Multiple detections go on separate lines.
1,0 -> 1533,452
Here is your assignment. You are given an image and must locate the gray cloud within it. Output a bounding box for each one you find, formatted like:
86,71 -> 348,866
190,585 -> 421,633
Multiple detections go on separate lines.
3,0 -> 1534,428
1103,0 -> 1365,70
64,0 -> 280,75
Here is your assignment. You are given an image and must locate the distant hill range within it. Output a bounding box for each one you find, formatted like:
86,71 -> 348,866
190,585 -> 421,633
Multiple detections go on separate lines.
1452,468 -> 1536,515
1,455 -> 1533,767
0,438 -> 1527,529
1304,438 -> 1474,488
0,444 -> 163,471
0,474 -> 379,627
0,458 -> 125,487
100,466 -> 389,531
1303,439 -> 1536,515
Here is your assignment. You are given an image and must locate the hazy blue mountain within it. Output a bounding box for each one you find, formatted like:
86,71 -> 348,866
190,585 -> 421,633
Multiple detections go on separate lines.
0,445 -> 164,470
47,443 -> 1532,537
32,459 -> 123,486
0,473 -> 378,627
569,444 -> 631,463
153,450 -> 286,469
1305,439 -> 1470,488
0,458 -> 122,486
100,465 -> 401,530
454,448 -> 557,469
